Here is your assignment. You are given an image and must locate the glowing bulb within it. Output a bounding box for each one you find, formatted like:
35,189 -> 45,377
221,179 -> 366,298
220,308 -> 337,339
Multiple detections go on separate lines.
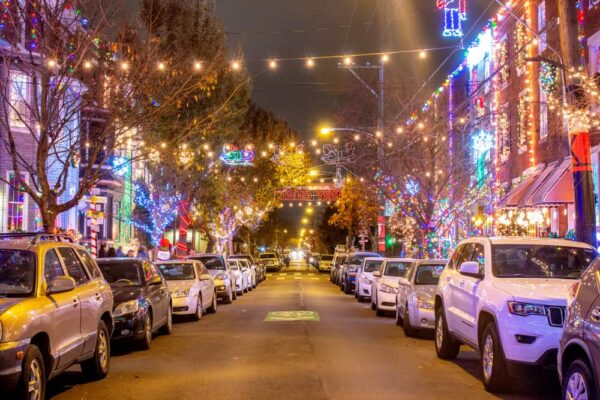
83,61 -> 92,70
419,50 -> 427,59
343,56 -> 352,65
381,54 -> 390,63
158,62 -> 165,71
47,59 -> 57,68
194,61 -> 202,71
120,62 -> 129,71
231,61 -> 241,71
396,127 -> 403,134
306,58 -> 315,68
311,140 -> 317,147
354,134 -> 360,141
375,131 -> 383,138
268,60 -> 278,70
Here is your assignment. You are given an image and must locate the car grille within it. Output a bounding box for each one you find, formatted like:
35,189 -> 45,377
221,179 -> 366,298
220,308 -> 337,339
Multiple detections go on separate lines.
546,306 -> 565,327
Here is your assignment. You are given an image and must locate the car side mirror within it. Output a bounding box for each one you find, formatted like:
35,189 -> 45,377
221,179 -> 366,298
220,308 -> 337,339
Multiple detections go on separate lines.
149,276 -> 163,285
200,273 -> 211,281
372,271 -> 382,277
459,261 -> 483,279
398,277 -> 410,286
48,276 -> 76,295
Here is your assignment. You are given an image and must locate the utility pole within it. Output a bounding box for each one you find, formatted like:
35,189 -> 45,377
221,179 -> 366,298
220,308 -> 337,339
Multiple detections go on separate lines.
340,61 -> 386,254
557,0 -> 597,247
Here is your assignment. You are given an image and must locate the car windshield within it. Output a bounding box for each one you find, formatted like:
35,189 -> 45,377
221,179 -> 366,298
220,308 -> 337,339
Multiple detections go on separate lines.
192,256 -> 226,270
158,263 -> 196,280
349,254 -> 380,266
321,255 -> 333,261
364,259 -> 384,272
0,250 -> 36,297
228,262 -> 240,270
415,264 -> 446,285
492,244 -> 597,279
259,253 -> 276,259
97,262 -> 142,286
384,261 -> 411,277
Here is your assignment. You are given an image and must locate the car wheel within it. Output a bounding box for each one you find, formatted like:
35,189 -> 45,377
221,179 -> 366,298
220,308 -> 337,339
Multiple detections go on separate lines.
17,344 -> 46,400
375,300 -> 385,317
138,313 -> 152,350
434,306 -> 460,360
224,288 -> 233,304
207,292 -> 218,313
481,322 -> 509,392
563,358 -> 597,400
344,279 -> 353,294
395,305 -> 403,326
193,295 -> 203,321
402,304 -> 419,338
81,320 -> 111,379
159,305 -> 173,335
354,283 -> 359,299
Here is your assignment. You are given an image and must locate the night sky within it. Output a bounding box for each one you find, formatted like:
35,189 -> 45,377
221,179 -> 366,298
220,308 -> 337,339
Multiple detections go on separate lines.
216,0 -> 496,139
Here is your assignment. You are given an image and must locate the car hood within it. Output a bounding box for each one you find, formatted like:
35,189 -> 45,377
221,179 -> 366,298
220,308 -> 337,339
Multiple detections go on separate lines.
0,297 -> 25,316
361,272 -> 374,280
165,280 -> 195,292
492,278 -> 573,305
208,269 -> 227,278
381,276 -> 401,288
111,286 -> 144,306
413,285 -> 436,300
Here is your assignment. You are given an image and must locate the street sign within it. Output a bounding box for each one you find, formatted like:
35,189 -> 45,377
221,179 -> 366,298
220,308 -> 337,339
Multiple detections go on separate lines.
265,311 -> 320,322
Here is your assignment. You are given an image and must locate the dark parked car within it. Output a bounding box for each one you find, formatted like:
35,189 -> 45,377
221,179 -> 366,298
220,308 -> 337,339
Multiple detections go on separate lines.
340,252 -> 382,294
559,256 -> 600,400
96,258 -> 172,350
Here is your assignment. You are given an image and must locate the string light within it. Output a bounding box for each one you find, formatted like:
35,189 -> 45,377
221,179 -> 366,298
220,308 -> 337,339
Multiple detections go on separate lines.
268,59 -> 278,70
194,61 -> 202,71
306,58 -> 315,68
83,61 -> 92,70
231,61 -> 241,71
47,59 -> 57,68
343,56 -> 353,65
381,54 -> 390,63
419,50 -> 427,59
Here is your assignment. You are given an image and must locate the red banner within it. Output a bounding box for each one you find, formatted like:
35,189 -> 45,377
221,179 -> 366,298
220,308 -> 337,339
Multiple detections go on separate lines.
275,185 -> 341,202
570,131 -> 593,172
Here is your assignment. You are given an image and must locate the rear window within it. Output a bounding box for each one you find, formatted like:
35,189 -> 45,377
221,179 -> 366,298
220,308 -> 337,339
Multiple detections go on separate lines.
259,253 -> 277,259
384,261 -> 411,277
158,263 -> 196,280
364,259 -> 384,272
321,255 -> 333,261
0,250 -> 36,296
415,264 -> 445,285
191,256 -> 226,270
97,261 -> 142,286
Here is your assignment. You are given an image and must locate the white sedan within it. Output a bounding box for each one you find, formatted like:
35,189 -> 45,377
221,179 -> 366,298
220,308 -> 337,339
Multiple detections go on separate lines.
237,258 -> 256,289
228,259 -> 249,295
157,260 -> 217,320
396,259 -> 447,336
371,258 -> 415,316
354,257 -> 384,301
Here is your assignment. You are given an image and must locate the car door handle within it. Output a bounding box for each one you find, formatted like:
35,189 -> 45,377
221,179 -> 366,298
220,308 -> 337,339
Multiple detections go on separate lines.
73,299 -> 79,308
591,307 -> 600,322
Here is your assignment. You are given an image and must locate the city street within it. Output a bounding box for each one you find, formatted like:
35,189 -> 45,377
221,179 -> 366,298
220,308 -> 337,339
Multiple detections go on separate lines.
47,263 -> 558,400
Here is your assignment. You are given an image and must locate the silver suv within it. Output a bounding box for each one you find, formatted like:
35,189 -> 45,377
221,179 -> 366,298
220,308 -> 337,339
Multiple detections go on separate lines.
559,256 -> 600,400
0,233 -> 114,400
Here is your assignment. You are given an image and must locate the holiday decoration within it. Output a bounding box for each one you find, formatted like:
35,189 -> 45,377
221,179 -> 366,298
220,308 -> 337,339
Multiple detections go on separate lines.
540,62 -> 558,95
157,238 -> 171,261
436,0 -> 467,37
133,184 -> 181,247
320,143 -> 355,166
220,144 -> 254,166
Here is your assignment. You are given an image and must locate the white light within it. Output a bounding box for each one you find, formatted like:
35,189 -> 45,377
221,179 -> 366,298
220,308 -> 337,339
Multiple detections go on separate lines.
231,61 -> 241,71
381,54 -> 390,63
344,56 -> 352,65
306,58 -> 315,68
269,60 -> 278,70
194,62 -> 202,71
419,50 -> 427,59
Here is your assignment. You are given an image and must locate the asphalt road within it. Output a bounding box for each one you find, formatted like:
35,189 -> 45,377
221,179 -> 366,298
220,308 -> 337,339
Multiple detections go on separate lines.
48,263 -> 560,400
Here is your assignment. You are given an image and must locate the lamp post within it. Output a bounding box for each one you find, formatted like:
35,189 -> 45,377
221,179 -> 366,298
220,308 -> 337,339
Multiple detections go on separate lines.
320,127 -> 386,253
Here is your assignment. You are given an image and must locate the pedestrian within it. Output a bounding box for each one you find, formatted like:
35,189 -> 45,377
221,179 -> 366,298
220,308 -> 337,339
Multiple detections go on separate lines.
107,247 -> 117,257
127,249 -> 135,257
137,245 -> 149,259
98,242 -> 107,258
116,246 -> 125,257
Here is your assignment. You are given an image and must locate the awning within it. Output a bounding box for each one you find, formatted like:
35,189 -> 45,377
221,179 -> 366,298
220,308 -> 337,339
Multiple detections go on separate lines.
497,169 -> 543,208
522,161 -> 559,207
530,158 -> 574,205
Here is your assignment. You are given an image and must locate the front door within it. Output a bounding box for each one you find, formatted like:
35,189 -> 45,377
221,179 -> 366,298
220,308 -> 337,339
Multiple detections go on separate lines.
452,243 -> 485,342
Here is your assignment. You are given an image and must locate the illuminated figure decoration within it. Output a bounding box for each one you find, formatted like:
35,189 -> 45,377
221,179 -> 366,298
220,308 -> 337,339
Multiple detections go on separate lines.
320,143 -> 356,166
436,0 -> 467,37
220,144 -> 254,166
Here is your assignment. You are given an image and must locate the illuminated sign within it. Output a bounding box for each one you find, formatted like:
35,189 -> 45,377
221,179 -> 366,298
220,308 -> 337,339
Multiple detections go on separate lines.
220,144 -> 254,166
275,185 -> 341,202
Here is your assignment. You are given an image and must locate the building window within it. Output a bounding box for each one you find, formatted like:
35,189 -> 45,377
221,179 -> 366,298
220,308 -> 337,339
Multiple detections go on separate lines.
538,1 -> 546,53
540,89 -> 548,140
6,172 -> 27,232
9,73 -> 28,128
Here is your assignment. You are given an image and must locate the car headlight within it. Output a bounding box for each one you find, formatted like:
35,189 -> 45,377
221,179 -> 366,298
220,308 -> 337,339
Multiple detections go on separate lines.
508,301 -> 546,317
380,284 -> 397,294
416,297 -> 434,309
113,299 -> 140,317
360,276 -> 372,285
215,274 -> 227,280
172,289 -> 190,298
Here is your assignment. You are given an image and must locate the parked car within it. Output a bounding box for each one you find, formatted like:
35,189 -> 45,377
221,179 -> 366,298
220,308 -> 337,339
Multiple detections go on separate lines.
559,255 -> 600,400
354,257 -> 385,301
237,258 -> 256,289
97,258 -> 172,350
371,258 -> 415,316
229,254 -> 264,283
309,252 -> 320,268
340,251 -> 382,294
331,254 -> 347,285
157,260 -> 217,321
188,254 -> 236,303
227,259 -> 246,296
318,254 -> 334,272
0,233 -> 114,399
434,237 -> 597,392
396,259 -> 447,336
259,252 -> 281,272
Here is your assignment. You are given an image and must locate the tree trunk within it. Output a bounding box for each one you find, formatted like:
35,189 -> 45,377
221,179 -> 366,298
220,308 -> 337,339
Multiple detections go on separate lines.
206,234 -> 216,253
40,206 -> 56,233
175,200 -> 190,258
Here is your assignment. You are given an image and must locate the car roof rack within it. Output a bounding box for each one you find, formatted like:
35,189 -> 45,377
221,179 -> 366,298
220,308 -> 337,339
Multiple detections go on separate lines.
0,232 -> 75,244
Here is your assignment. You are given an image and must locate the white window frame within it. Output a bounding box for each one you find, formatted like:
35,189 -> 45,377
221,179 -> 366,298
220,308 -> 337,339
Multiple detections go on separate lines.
538,1 -> 547,53
5,171 -> 29,232
9,72 -> 28,128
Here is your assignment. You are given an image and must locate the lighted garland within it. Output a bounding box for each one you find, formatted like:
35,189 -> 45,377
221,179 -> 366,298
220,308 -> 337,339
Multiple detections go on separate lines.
517,96 -> 529,149
540,62 -> 558,95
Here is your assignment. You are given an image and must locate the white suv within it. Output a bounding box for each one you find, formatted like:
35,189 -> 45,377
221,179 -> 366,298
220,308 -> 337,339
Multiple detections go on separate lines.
434,237 -> 597,392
